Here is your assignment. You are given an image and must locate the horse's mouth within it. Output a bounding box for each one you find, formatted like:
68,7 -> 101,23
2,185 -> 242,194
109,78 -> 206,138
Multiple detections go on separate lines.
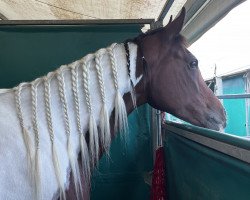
189,108 -> 227,132
172,106 -> 227,132
205,119 -> 226,131
203,109 -> 227,131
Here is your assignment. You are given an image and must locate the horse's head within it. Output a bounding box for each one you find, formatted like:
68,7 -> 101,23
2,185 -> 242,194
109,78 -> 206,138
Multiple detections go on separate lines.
134,8 -> 226,131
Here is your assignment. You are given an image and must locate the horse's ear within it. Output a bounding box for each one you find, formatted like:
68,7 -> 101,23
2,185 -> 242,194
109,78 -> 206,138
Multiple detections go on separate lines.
165,7 -> 186,38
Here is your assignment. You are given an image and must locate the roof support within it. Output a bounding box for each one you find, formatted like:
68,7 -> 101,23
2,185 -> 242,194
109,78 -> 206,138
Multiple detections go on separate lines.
0,13 -> 8,20
157,0 -> 175,22
182,0 -> 246,44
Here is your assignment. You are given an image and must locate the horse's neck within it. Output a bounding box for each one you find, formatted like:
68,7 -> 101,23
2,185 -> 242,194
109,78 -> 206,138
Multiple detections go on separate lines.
0,42 -> 139,200
18,43 -> 138,136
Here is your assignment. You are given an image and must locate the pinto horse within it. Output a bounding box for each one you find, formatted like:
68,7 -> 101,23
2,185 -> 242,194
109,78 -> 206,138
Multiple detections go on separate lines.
0,8 -> 226,200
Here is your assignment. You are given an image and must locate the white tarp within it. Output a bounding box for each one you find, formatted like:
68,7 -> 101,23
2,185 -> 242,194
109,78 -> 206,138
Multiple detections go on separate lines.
0,0 -> 173,20
0,0 -> 244,44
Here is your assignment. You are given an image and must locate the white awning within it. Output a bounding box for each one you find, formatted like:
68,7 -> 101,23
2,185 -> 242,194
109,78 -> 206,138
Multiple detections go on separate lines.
0,0 -> 245,43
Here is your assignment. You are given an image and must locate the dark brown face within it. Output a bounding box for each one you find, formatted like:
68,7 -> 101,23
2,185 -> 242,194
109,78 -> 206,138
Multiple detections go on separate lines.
148,43 -> 226,130
136,8 -> 226,131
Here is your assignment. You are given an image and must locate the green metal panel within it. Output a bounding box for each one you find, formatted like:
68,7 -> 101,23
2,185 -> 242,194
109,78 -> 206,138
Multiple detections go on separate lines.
91,105 -> 152,199
0,24 -> 152,199
222,76 -> 246,136
164,122 -> 250,200
0,25 -> 140,88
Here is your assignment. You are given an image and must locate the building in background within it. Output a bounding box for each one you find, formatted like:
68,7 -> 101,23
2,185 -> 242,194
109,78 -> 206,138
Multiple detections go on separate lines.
167,67 -> 250,138
206,67 -> 250,137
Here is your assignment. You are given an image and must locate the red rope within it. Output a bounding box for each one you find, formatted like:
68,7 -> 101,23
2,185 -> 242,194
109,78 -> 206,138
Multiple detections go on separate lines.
151,147 -> 166,200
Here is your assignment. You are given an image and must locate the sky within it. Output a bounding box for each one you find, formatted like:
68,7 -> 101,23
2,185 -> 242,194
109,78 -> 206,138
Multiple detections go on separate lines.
189,1 -> 250,80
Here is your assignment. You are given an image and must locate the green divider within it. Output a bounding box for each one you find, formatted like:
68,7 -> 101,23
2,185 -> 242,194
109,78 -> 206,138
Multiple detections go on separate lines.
0,24 -> 152,199
166,121 -> 250,150
164,122 -> 250,200
91,105 -> 152,199
0,25 -> 140,88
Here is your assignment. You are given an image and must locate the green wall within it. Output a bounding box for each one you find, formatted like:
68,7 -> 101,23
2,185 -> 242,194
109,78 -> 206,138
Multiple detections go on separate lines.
0,25 -> 141,88
91,105 -> 152,199
164,122 -> 250,200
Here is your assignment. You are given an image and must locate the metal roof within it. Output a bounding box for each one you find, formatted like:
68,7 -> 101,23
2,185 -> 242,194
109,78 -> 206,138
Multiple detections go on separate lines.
0,0 -> 185,20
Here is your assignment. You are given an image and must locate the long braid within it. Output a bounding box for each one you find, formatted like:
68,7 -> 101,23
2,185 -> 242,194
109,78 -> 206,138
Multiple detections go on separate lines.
14,83 -> 33,180
108,44 -> 129,141
31,80 -> 42,200
70,63 -> 91,194
95,50 -> 111,152
56,68 -> 82,200
82,55 -> 99,168
43,76 -> 66,200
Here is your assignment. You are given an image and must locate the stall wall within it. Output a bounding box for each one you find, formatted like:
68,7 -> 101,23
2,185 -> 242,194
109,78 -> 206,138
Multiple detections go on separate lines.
164,123 -> 250,200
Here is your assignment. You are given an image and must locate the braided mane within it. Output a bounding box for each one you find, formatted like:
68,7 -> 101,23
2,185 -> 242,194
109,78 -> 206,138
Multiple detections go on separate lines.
12,43 -> 134,200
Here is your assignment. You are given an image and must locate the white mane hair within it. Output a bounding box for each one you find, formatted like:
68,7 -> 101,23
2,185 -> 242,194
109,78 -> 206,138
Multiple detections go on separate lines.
0,42 -> 143,200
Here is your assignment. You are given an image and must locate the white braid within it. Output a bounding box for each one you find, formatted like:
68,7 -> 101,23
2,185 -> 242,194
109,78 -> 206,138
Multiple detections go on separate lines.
82,56 -> 99,168
70,63 -> 91,191
31,81 -> 40,150
95,50 -> 111,152
108,44 -> 119,91
14,83 -> 33,180
108,44 -> 129,140
82,57 -> 93,115
31,80 -> 42,200
56,69 -> 82,200
70,64 -> 83,137
95,50 -> 106,104
43,76 -> 66,200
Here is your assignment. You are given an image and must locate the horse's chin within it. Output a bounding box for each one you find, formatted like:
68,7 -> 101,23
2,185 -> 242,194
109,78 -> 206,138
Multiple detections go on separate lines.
205,120 -> 225,132
204,109 -> 227,132
182,110 -> 226,132
187,117 -> 224,132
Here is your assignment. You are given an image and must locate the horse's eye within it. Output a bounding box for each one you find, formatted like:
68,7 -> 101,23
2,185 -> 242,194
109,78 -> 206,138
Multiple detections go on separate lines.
188,60 -> 198,69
